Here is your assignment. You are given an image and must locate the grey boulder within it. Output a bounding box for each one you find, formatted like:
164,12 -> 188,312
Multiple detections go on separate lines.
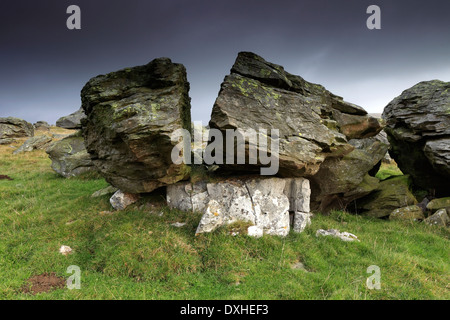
0,117 -> 34,139
382,80 -> 450,196
56,108 -> 86,129
13,135 -> 53,154
81,57 -> 192,194
46,132 -> 96,177
208,52 -> 381,177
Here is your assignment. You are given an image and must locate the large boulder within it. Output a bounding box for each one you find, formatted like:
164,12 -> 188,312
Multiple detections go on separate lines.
167,177 -> 311,236
0,117 -> 34,139
382,80 -> 450,196
46,132 -> 96,177
56,108 -> 86,129
208,52 -> 382,177
81,58 -> 192,194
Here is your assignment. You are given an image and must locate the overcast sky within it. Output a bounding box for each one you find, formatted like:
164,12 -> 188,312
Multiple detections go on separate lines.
0,0 -> 449,124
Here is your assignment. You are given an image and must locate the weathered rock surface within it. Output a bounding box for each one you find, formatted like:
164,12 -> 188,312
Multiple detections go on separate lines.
34,121 -> 50,131
167,177 -> 311,236
0,138 -> 15,145
110,190 -> 139,211
389,205 -> 425,221
426,197 -> 450,212
91,185 -> 118,198
81,57 -> 191,194
13,135 -> 53,154
0,117 -> 34,139
293,212 -> 313,233
46,132 -> 96,177
354,175 -> 417,218
315,229 -> 360,242
310,131 -> 388,212
56,108 -> 86,129
382,80 -> 450,196
424,209 -> 449,227
208,52 -> 382,177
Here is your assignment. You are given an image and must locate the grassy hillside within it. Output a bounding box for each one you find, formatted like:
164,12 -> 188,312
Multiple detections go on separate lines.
0,133 -> 449,300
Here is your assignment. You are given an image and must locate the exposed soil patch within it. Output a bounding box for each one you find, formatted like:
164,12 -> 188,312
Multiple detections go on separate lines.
21,273 -> 66,294
0,175 -> 13,180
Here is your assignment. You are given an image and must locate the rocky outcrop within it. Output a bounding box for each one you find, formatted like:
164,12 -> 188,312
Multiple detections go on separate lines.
382,80 -> 450,196
56,108 -> 86,129
13,135 -> 53,154
46,132 -> 96,177
81,58 -> 192,194
208,52 -> 382,177
167,177 -> 311,237
0,117 -> 34,139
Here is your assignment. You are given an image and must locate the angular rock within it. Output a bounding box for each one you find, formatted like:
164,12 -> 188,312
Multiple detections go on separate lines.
354,175 -> 417,218
424,209 -> 449,227
0,138 -> 15,145
196,178 -> 290,237
311,131 -> 388,212
293,212 -> 312,233
315,229 -> 360,242
389,205 -> 425,221
91,185 -> 118,198
247,226 -> 264,238
81,57 -> 191,194
167,177 -> 310,213
426,197 -> 450,212
56,108 -> 86,129
0,117 -> 34,139
13,135 -> 53,154
382,80 -> 450,196
110,190 -> 139,211
209,52 -> 381,177
284,178 -> 311,212
46,132 -> 96,177
34,121 -> 50,131
168,177 -> 310,237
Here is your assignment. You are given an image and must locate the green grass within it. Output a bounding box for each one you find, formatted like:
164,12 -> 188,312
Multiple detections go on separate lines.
0,145 -> 449,300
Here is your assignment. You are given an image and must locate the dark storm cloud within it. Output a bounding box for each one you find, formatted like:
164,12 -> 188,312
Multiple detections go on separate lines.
0,0 -> 449,124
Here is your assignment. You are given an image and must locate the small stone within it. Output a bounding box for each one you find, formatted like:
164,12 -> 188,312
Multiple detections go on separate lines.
291,261 -> 308,271
110,190 -> 139,211
171,222 -> 187,228
59,245 -> 72,256
316,229 -> 360,242
247,226 -> 263,238
91,185 -> 118,198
